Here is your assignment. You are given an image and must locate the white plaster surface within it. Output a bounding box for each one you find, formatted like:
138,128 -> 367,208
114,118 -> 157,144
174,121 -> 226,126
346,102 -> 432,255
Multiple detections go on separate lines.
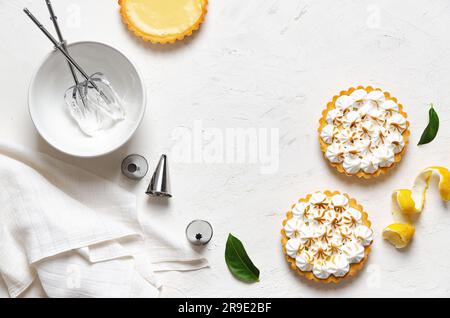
0,0 -> 449,298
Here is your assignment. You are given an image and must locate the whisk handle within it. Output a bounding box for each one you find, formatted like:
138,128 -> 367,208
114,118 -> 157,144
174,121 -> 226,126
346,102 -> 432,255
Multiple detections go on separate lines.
24,9 -> 60,47
45,0 -> 64,44
24,8 -> 96,86
24,8 -> 111,104
44,1 -> 82,86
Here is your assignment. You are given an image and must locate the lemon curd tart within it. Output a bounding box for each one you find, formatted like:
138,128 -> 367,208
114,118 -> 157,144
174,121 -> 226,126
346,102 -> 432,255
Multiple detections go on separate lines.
318,86 -> 410,178
281,191 -> 373,283
119,0 -> 208,44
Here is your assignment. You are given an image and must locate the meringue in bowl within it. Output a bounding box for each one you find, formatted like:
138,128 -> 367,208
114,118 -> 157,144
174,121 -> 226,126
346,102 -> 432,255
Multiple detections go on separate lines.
29,41 -> 146,157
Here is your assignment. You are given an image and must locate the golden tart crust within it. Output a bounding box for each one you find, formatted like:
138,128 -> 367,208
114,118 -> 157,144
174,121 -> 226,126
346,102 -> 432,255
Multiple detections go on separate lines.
318,86 -> 410,179
281,190 -> 373,284
119,0 -> 208,44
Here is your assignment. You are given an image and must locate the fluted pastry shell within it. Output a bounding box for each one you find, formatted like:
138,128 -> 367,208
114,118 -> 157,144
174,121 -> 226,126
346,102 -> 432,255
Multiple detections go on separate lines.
281,190 -> 373,284
318,86 -> 410,179
119,0 -> 208,44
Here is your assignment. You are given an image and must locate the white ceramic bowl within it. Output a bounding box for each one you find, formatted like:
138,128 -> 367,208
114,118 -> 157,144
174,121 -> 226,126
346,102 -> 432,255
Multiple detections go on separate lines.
29,41 -> 146,157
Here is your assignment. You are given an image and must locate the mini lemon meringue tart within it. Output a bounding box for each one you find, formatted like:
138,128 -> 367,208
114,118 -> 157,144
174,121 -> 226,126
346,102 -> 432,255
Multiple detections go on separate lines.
281,191 -> 373,283
119,0 -> 208,44
318,86 -> 410,178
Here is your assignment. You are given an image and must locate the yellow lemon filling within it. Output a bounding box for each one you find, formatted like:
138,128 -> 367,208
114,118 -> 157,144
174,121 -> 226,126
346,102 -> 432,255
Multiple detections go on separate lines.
119,0 -> 208,43
384,166 -> 450,249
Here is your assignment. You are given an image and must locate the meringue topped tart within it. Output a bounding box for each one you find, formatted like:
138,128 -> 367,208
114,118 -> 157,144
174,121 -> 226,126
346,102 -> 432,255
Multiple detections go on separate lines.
281,191 -> 373,283
318,86 -> 410,178
119,0 -> 208,43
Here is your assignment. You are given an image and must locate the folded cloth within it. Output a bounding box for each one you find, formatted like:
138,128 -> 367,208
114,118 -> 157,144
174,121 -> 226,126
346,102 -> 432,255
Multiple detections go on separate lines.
0,142 -> 208,298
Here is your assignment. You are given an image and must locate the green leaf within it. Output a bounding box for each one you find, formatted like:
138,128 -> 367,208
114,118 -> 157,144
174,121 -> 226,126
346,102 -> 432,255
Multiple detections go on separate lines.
225,234 -> 260,283
418,104 -> 440,145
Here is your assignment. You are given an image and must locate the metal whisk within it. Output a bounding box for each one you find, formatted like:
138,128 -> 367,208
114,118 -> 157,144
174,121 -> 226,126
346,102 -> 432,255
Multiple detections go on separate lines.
24,2 -> 125,136
44,0 -> 85,107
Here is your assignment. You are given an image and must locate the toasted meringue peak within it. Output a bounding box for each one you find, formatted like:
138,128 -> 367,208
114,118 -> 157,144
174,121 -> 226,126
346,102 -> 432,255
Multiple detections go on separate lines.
321,88 -> 408,176
283,192 -> 373,280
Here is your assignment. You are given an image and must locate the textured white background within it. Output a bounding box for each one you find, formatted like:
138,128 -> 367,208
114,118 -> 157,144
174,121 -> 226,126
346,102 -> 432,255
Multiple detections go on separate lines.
0,0 -> 449,297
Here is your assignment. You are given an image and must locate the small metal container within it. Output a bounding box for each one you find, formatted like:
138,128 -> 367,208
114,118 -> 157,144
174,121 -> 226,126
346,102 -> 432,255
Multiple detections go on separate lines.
186,220 -> 213,246
121,154 -> 148,180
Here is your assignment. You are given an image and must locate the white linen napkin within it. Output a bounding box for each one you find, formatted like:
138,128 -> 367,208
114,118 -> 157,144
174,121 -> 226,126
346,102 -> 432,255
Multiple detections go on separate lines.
0,141 -> 208,298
